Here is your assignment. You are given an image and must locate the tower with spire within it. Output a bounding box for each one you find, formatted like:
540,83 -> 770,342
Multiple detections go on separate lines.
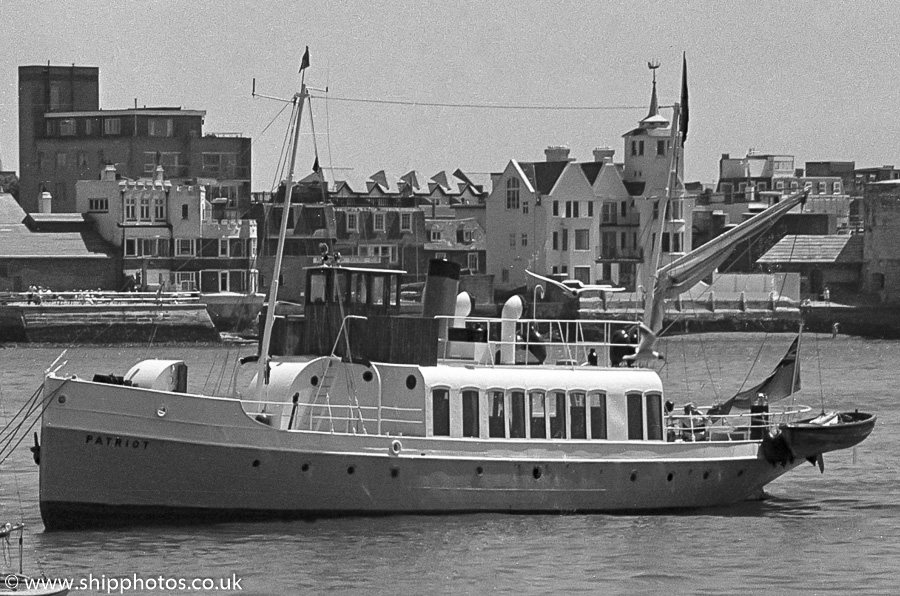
621,61 -> 682,198
619,61 -> 690,297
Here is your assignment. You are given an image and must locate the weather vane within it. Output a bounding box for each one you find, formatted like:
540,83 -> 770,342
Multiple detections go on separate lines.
648,60 -> 660,83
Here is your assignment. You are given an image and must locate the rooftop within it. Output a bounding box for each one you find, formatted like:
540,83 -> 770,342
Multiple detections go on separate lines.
757,234 -> 864,265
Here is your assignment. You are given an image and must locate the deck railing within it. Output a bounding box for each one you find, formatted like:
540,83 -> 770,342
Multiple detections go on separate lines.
436,316 -> 641,367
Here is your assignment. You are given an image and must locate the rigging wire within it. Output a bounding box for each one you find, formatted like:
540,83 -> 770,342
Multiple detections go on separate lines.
310,93 -> 645,112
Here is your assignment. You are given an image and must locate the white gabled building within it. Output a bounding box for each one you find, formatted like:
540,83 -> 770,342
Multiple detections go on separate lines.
487,65 -> 692,294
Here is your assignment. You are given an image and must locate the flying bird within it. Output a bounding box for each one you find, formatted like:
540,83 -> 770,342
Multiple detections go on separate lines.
525,270 -> 624,298
621,322 -> 665,365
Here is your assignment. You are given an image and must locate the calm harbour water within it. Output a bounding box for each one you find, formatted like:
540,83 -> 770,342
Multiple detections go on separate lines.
1,333 -> 897,595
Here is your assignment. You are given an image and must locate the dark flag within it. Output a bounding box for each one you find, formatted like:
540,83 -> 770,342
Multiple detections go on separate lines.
299,46 -> 310,72
312,156 -> 320,173
679,52 -> 689,143
708,335 -> 801,416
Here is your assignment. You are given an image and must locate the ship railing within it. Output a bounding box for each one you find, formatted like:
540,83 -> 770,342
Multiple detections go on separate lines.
666,403 -> 812,442
1,290 -> 202,306
435,315 -> 640,367
245,399 -> 422,432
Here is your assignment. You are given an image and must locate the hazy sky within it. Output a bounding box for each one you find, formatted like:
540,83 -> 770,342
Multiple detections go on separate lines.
2,0 -> 899,190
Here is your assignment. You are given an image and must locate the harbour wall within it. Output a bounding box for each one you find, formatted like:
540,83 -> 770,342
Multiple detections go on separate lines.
0,303 -> 220,343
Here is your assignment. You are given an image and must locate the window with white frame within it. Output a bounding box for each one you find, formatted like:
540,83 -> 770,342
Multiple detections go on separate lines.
522,201 -> 529,215
467,252 -> 479,271
506,178 -> 520,210
400,213 -> 412,231
430,229 -> 442,242
88,198 -> 109,213
175,272 -> 197,291
818,181 -> 827,194
139,198 -> 151,221
602,203 -> 613,224
347,212 -> 358,232
124,239 -> 138,256
218,239 -> 230,257
374,212 -> 386,232
834,181 -> 842,193
175,239 -> 196,256
435,252 -> 447,260
153,197 -> 165,221
366,245 -> 398,263
574,229 -> 590,251
124,197 -> 136,221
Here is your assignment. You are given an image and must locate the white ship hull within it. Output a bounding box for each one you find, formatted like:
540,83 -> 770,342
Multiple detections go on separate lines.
39,375 -> 800,529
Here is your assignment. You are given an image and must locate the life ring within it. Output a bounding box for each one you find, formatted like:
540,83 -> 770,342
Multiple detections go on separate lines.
390,440 -> 402,456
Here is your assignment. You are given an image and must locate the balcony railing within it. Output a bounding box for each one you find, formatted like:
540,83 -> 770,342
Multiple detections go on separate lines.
596,248 -> 644,262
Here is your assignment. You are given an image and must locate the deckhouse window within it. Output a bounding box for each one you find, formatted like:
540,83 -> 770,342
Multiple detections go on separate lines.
462,390 -> 479,438
510,391 -> 526,438
529,391 -> 546,438
570,392 -> 587,439
627,392 -> 644,440
589,392 -> 607,439
432,389 -> 450,437
549,391 -> 566,438
646,392 -> 663,441
489,391 -> 505,438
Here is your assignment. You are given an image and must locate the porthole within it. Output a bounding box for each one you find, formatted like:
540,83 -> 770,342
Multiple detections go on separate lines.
703,470 -> 710,480
363,371 -> 374,382
533,466 -> 543,480
737,469 -> 744,477
405,375 -> 417,390
666,472 -> 674,482
476,466 -> 484,476
630,471 -> 637,482
347,465 -> 356,475
252,459 -> 261,468
311,376 -> 319,386
301,463 -> 310,472
58,395 -> 66,404
390,467 -> 400,478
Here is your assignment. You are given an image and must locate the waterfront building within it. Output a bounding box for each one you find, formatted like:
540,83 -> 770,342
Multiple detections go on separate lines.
17,64 -> 251,214
861,180 -> 900,303
0,192 -> 117,291
75,165 -> 257,292
487,67 -> 691,293
253,167 -> 486,301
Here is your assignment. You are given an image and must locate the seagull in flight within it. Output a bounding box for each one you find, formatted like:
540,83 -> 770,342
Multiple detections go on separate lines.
621,322 -> 665,365
526,270 -> 624,298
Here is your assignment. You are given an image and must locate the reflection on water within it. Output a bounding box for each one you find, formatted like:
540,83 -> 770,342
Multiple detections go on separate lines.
1,334 -> 897,594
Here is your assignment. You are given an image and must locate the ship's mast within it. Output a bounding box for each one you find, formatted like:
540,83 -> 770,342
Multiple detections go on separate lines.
257,83 -> 308,396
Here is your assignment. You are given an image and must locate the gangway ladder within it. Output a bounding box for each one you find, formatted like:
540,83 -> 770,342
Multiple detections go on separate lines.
310,356 -> 338,433
313,314 -> 370,434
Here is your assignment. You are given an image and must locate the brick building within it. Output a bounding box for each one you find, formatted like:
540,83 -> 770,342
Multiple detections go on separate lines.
18,64 -> 251,214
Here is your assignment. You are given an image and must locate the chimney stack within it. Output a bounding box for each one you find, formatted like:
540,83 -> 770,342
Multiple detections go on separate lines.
593,147 -> 615,163
39,191 -> 53,214
544,146 -> 573,163
101,164 -> 118,181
